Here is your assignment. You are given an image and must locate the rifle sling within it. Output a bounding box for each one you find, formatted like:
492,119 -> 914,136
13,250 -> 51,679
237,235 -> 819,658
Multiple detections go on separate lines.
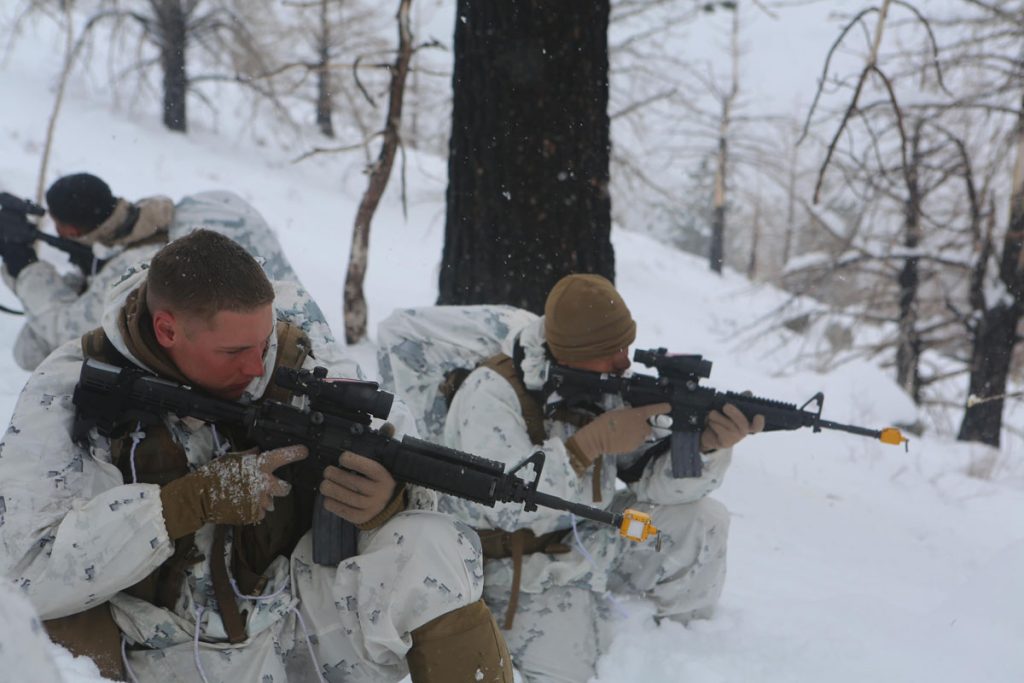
475,528 -> 571,629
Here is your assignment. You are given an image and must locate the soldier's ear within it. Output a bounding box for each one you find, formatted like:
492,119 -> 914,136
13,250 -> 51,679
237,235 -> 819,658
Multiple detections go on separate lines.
152,309 -> 180,348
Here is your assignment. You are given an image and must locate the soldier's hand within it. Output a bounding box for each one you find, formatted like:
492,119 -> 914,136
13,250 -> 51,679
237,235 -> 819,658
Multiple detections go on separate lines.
0,241 -> 37,278
320,451 -> 398,525
566,403 -> 671,469
699,402 -> 765,453
159,445 -> 309,540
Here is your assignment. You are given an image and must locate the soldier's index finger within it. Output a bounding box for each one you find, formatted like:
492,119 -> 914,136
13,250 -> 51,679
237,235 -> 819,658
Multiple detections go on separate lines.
261,445 -> 309,473
338,451 -> 389,481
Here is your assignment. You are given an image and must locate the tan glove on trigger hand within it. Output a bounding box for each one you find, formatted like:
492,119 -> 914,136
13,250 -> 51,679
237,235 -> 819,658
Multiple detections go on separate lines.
319,421 -> 404,529
565,402 -> 672,473
160,445 -> 309,540
699,402 -> 765,453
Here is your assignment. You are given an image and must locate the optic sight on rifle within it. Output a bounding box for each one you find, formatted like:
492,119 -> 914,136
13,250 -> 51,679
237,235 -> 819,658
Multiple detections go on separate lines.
547,347 -> 908,479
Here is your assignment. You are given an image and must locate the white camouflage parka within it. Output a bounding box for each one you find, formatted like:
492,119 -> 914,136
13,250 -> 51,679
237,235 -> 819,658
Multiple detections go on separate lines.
0,266 -> 485,682
442,316 -> 733,595
4,196 -> 174,371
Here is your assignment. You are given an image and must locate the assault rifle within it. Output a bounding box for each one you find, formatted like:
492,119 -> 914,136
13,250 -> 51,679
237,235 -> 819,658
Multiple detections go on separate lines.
71,359 -> 660,566
0,192 -> 106,277
546,347 -> 908,479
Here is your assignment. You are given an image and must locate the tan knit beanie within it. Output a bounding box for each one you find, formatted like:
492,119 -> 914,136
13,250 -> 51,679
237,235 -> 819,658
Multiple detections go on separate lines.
544,274 -> 636,362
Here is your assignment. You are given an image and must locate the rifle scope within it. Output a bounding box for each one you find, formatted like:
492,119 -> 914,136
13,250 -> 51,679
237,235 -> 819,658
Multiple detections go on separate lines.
273,366 -> 394,420
0,192 -> 45,221
633,347 -> 712,380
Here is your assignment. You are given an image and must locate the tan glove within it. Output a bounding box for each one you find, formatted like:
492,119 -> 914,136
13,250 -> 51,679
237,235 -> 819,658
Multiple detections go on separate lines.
320,421 -> 402,527
160,445 -> 309,540
565,402 -> 671,472
700,402 -> 765,453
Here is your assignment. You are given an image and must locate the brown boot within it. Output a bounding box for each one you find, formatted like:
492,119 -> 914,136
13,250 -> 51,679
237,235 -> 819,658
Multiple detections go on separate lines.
44,603 -> 126,681
407,599 -> 513,682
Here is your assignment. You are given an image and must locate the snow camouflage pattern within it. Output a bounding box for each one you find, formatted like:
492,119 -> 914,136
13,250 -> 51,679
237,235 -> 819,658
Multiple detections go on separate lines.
0,579 -> 66,682
6,190 -> 344,374
0,267 -> 480,681
378,309 -> 732,683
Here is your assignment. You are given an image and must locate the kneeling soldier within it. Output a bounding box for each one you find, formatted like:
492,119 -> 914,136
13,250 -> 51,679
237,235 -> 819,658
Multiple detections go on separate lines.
0,229 -> 511,682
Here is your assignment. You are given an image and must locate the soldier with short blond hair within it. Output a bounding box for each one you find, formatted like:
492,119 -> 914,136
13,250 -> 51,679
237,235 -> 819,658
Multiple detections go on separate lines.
0,229 -> 512,682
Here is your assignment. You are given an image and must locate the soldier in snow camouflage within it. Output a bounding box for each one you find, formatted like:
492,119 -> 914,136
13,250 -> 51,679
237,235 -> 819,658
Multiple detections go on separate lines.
380,275 -> 764,683
1,172 -> 322,373
0,229 -> 512,682
1,173 -> 175,371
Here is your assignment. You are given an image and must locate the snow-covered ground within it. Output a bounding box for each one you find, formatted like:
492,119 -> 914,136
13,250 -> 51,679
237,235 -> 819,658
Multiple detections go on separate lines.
1,7 -> 1022,683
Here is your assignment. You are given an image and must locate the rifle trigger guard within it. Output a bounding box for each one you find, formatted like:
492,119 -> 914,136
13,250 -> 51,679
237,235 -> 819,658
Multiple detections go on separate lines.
509,451 -> 545,512
799,392 -> 825,432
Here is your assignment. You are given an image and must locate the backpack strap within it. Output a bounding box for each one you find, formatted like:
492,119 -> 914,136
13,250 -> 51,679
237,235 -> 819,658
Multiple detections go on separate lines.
261,321 -> 312,404
80,326 -> 130,367
479,353 -> 547,446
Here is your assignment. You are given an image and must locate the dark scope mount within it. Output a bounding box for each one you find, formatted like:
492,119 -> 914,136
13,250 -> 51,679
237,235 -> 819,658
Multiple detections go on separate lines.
633,347 -> 712,380
273,366 -> 394,420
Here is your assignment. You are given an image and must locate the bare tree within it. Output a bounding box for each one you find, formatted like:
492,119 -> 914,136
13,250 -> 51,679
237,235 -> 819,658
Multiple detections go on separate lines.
709,1 -> 740,274
342,0 -> 414,344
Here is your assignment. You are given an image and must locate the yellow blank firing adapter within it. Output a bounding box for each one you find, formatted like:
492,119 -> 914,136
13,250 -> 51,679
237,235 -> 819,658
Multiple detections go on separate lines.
879,427 -> 909,449
620,509 -> 660,550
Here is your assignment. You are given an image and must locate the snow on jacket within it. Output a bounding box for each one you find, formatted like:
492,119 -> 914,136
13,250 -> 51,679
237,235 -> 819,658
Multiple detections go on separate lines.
441,315 -> 732,592
0,264 -> 437,678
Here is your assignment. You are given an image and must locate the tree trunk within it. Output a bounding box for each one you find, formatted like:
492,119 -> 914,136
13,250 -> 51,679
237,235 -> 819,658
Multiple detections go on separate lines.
958,303 -> 1019,446
343,0 -> 413,344
153,0 -> 188,133
958,93 -> 1024,446
747,195 -> 760,280
316,0 -> 335,138
709,5 -> 739,275
895,127 -> 922,402
438,0 -> 614,313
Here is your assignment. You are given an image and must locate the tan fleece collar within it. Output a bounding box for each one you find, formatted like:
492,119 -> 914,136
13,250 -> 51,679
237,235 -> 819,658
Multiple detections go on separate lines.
117,282 -> 191,385
78,197 -> 174,248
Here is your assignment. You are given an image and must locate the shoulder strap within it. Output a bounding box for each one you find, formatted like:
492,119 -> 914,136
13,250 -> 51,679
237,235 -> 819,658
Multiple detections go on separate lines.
261,321 -> 312,404
80,327 -> 130,367
480,353 -> 547,446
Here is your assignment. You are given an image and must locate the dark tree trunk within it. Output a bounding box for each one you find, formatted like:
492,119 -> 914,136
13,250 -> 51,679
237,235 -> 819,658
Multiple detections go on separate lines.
438,0 -> 614,313
153,0 -> 188,133
958,95 -> 1024,446
316,0 -> 335,138
958,302 -> 1020,446
895,129 -> 922,402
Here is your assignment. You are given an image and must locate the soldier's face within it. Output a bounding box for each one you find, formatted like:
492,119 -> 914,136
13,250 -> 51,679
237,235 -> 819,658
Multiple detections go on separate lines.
155,304 -> 275,399
562,348 -> 631,375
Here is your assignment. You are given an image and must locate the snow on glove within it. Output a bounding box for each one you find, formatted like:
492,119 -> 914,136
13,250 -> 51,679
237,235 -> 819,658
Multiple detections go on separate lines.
160,445 -> 308,540
565,402 -> 671,473
699,402 -> 765,453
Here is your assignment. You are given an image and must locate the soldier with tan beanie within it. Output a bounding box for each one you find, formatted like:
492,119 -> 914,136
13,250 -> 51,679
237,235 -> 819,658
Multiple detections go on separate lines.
440,273 -> 763,683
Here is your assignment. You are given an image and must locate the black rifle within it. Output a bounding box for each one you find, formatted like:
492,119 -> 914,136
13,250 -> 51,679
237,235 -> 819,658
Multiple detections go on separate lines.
71,359 -> 659,566
546,347 -> 907,479
0,192 -> 106,277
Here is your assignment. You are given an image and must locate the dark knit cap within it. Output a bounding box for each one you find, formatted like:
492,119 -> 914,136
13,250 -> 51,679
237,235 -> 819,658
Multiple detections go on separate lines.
544,274 -> 636,362
45,173 -> 118,230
